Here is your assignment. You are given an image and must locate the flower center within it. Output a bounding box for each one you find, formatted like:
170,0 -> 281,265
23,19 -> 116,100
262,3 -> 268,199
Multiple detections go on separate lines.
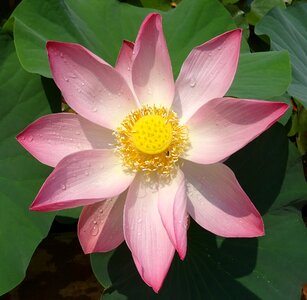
131,115 -> 172,155
115,105 -> 188,179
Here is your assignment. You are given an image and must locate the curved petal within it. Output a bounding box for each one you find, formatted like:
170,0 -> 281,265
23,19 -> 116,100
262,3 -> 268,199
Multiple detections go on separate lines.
115,40 -> 135,93
182,160 -> 264,237
124,174 -> 175,292
132,13 -> 175,107
173,29 -> 242,123
47,42 -> 137,130
185,98 -> 288,164
31,149 -> 135,212
16,113 -> 114,167
78,192 -> 126,254
158,170 -> 188,260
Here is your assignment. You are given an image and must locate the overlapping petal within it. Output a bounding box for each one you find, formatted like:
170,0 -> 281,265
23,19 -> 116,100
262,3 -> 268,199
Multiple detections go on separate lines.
185,97 -> 288,164
132,13 -> 175,107
182,160 -> 264,237
47,42 -> 137,130
78,192 -> 126,254
16,113 -> 114,167
115,40 -> 135,93
173,29 -> 242,123
124,174 -> 175,292
158,169 -> 188,260
31,150 -> 135,211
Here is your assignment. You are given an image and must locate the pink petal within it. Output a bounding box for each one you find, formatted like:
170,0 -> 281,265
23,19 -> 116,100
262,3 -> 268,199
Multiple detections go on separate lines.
47,42 -> 137,130
78,192 -> 126,254
16,113 -> 114,167
173,29 -> 242,123
31,149 -> 135,212
124,174 -> 175,292
185,98 -> 288,164
158,170 -> 188,260
182,160 -> 264,237
132,13 -> 175,107
115,40 -> 135,93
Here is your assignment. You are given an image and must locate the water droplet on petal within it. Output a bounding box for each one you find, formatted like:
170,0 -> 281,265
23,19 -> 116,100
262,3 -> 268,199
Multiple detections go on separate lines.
91,225 -> 99,236
189,78 -> 196,88
127,66 -> 131,71
92,107 -> 98,112
217,47 -> 222,51
137,218 -> 142,223
75,131 -> 80,135
137,232 -> 141,236
60,53 -> 64,58
64,77 -> 69,82
61,184 -> 66,190
147,87 -> 152,95
85,170 -> 89,176
99,209 -> 103,214
28,135 -> 34,142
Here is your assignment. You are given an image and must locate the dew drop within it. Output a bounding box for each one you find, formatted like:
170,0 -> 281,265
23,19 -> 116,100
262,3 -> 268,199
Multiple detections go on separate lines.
64,77 -> 69,82
189,78 -> 196,88
20,135 -> 26,141
61,184 -> 66,190
81,82 -> 85,86
28,135 -> 34,142
85,170 -> 89,176
92,107 -> 98,112
208,52 -> 212,57
91,225 -> 99,236
137,218 -> 142,224
99,208 -> 103,214
93,220 -> 97,225
60,53 -> 64,58
127,66 -> 131,71
147,87 -> 152,95
75,131 -> 81,135
217,46 -> 222,51
137,232 -> 141,236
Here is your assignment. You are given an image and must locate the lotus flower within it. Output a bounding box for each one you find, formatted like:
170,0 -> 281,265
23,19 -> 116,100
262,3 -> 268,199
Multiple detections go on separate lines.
17,13 -> 288,292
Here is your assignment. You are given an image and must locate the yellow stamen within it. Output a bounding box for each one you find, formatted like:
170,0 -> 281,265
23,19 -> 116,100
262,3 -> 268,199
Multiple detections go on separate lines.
114,105 -> 189,180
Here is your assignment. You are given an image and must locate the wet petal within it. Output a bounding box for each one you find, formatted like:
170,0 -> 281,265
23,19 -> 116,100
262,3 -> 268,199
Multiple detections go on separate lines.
183,160 -> 264,237
132,13 -> 175,107
185,97 -> 288,164
115,40 -> 135,92
78,192 -> 126,253
31,149 -> 135,211
173,29 -> 242,123
16,113 -> 114,167
158,170 -> 188,260
124,174 -> 175,292
47,41 -> 137,129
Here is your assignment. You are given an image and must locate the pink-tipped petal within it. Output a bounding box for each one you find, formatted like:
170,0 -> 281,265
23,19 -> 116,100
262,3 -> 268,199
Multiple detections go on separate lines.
115,40 -> 135,93
132,13 -> 175,107
31,149 -> 135,212
185,98 -> 288,164
124,174 -> 175,292
173,29 -> 242,123
47,42 -> 137,130
158,170 -> 188,260
78,192 -> 126,254
182,160 -> 264,237
16,113 -> 114,167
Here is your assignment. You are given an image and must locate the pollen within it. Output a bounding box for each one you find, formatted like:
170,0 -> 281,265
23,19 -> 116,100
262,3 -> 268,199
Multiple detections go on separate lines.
114,105 -> 189,179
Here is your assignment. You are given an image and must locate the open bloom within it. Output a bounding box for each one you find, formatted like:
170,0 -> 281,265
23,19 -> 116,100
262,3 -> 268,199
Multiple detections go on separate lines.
17,13 -> 288,292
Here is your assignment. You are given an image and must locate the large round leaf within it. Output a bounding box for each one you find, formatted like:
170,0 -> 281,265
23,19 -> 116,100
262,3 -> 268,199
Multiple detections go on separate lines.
256,2 -> 307,106
91,124 -> 307,299
0,34 -> 56,295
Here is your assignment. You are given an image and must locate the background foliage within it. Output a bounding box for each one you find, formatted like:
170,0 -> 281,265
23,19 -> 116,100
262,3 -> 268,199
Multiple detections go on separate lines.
1,0 -> 306,299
